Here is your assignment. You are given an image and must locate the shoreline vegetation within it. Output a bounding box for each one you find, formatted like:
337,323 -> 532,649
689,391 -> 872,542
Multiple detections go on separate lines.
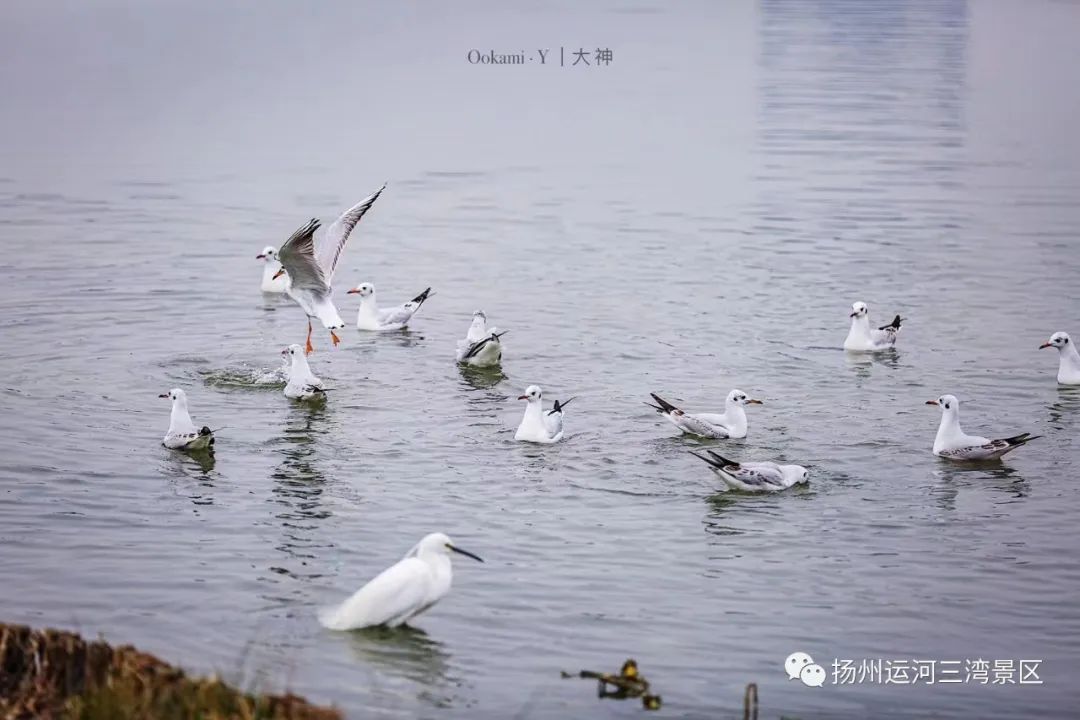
0,623 -> 341,720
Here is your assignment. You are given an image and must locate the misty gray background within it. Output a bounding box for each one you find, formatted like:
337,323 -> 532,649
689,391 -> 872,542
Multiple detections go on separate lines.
1,1 -> 1078,718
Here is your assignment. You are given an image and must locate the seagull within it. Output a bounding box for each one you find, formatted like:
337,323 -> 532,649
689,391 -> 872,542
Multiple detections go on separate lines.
926,394 -> 1040,461
318,532 -> 483,630
645,390 -> 761,439
282,344 -> 325,400
347,283 -> 432,331
455,311 -> 506,367
274,184 -> 386,354
515,385 -> 573,443
255,246 -> 288,293
690,450 -> 808,492
1039,332 -> 1080,385
844,301 -> 902,352
159,388 -> 214,451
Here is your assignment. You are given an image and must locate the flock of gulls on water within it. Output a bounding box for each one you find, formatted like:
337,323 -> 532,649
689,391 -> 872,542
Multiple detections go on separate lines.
158,183 -> 1080,633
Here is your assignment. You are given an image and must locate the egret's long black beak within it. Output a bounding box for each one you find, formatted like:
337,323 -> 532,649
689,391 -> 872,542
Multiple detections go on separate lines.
447,544 -> 484,562
850,311 -> 859,317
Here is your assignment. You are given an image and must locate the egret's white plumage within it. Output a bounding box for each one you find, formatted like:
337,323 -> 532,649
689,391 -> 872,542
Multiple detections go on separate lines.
843,301 -> 902,352
515,385 -> 573,443
282,344 -> 325,400
256,246 -> 288,293
318,532 -> 483,630
646,390 -> 760,439
691,450 -> 808,493
160,388 -> 214,451
927,394 -> 1039,461
455,311 -> 505,367
1040,332 -> 1080,385
348,282 -> 432,331
276,184 -> 386,353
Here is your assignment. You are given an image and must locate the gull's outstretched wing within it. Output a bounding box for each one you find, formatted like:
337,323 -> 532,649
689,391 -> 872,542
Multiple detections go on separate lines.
318,184 -> 387,281
278,218 -> 328,292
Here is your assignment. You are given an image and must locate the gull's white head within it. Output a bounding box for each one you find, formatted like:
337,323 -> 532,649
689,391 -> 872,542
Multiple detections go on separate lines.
926,394 -> 959,412
256,246 -> 278,262
158,388 -> 186,402
850,301 -> 869,318
282,344 -> 305,360
414,532 -> 484,562
346,282 -> 375,299
727,389 -> 762,406
1040,331 -> 1071,351
518,385 -> 543,403
473,310 -> 487,320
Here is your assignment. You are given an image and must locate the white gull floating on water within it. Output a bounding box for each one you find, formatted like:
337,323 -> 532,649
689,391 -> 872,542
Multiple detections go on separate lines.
515,385 -> 573,443
690,450 -> 808,493
282,344 -> 325,400
274,184 -> 386,354
255,246 -> 288,293
645,390 -> 760,439
318,532 -> 483,630
1040,332 -> 1080,385
843,301 -> 902,352
455,311 -> 506,367
159,388 -> 214,451
347,282 -> 432,331
927,394 -> 1039,461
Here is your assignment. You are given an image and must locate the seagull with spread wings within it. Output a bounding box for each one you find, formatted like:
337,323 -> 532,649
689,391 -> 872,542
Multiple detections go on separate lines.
273,184 -> 386,354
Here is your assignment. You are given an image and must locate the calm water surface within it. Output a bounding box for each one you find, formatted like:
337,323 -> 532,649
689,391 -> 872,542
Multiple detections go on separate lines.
1,1 -> 1079,718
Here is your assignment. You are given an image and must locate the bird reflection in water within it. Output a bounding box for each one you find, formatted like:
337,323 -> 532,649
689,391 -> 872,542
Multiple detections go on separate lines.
163,446 -> 217,506
269,403 -> 334,579
933,462 -> 1029,508
458,363 -> 507,391
1048,386 -> 1080,431
344,625 -> 462,710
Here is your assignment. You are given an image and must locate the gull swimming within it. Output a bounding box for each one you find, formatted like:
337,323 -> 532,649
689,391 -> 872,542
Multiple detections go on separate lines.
645,390 -> 760,439
1039,332 -> 1080,385
927,394 -> 1040,461
844,301 -> 902,352
455,311 -> 506,367
318,532 -> 483,630
690,450 -> 808,493
282,344 -> 325,400
347,282 -> 432,331
255,246 -> 288,293
515,385 -> 574,443
159,388 -> 214,451
274,184 -> 386,354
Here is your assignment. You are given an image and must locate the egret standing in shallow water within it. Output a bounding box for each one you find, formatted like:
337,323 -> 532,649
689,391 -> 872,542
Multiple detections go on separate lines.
318,533 -> 483,630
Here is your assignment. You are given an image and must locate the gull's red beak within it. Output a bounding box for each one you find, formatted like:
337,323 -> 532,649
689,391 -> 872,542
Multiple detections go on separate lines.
518,395 -> 528,400
272,269 -> 285,280
346,288 -> 359,294
925,400 -> 939,405
1039,342 -> 1052,349
158,393 -> 170,398
850,311 -> 858,317
747,399 -> 763,405
256,253 -> 266,259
